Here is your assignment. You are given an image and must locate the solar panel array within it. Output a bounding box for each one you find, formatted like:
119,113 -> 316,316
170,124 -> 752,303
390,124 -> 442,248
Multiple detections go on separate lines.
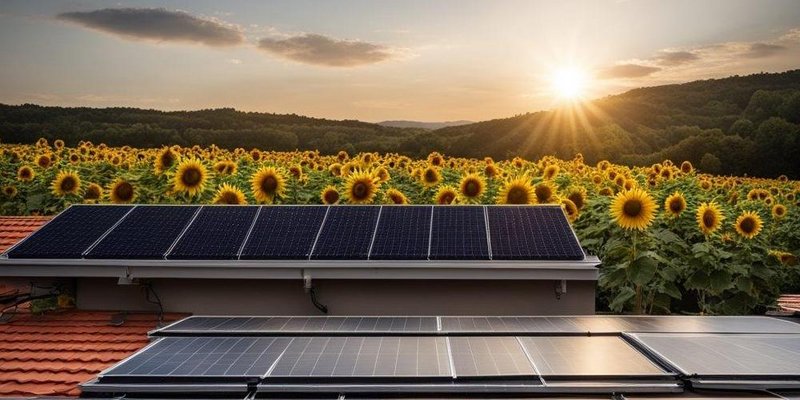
85,315 -> 800,398
5,204 -> 586,261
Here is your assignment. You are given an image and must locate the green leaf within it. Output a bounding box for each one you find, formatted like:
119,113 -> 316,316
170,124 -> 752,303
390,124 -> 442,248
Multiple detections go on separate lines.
609,287 -> 636,312
661,281 -> 682,299
628,255 -> 658,286
708,269 -> 733,295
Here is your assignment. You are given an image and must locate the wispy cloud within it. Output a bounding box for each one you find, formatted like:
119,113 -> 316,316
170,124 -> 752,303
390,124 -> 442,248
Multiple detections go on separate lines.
654,50 -> 699,66
56,8 -> 244,47
598,64 -> 661,79
743,42 -> 787,58
257,33 -> 396,67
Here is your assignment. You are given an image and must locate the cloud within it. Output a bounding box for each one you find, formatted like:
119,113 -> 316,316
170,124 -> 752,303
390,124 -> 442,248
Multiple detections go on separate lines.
257,33 -> 395,67
598,64 -> 661,79
654,50 -> 700,66
742,42 -> 787,58
56,8 -> 244,47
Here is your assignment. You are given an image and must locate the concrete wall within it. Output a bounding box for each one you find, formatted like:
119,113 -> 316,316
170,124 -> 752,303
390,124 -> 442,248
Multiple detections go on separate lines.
75,278 -> 595,315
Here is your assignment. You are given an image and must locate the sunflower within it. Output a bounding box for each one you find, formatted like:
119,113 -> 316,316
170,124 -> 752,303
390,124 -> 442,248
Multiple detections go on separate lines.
534,182 -> 556,204
566,187 -> 587,210
51,170 -> 81,196
213,184 -> 246,205
154,147 -> 177,174
696,202 -> 724,235
251,166 -> 287,203
459,173 -> 486,202
320,186 -> 340,205
610,188 -> 657,231
420,166 -> 441,187
2,186 -> 17,198
664,192 -> 687,218
772,204 -> 787,220
734,211 -> 762,239
385,188 -> 409,204
434,186 -> 458,205
36,154 -> 52,168
345,170 -> 379,204
497,177 -> 536,204
17,165 -> 35,181
213,160 -> 236,176
84,183 -> 103,201
543,164 -> 560,180
680,161 -> 693,174
173,158 -> 208,197
109,179 -> 135,203
484,164 -> 500,178
561,198 -> 579,222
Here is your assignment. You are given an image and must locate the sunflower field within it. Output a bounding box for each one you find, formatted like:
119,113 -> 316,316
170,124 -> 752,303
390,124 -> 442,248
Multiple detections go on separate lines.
1,138 -> 799,315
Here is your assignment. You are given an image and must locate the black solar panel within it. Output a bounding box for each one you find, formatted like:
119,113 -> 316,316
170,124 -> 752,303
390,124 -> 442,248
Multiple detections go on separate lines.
267,337 -> 451,377
5,205 -> 132,259
155,317 -> 439,335
449,337 -> 535,377
168,206 -> 258,260
440,317 -> 584,334
369,206 -> 432,260
429,206 -> 489,260
86,206 -> 198,259
239,206 -> 326,260
311,206 -> 380,260
487,206 -> 584,260
102,337 -> 292,380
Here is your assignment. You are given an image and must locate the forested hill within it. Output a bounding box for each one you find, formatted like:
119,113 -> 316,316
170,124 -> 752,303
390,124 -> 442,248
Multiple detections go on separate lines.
1,69 -> 799,177
436,69 -> 800,178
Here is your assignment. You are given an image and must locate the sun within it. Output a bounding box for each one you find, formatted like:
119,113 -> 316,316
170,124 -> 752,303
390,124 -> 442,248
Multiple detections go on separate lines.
551,67 -> 589,99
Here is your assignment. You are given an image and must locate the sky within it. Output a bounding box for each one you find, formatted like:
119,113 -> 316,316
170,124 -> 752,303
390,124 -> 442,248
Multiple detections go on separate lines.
1,0 -> 799,122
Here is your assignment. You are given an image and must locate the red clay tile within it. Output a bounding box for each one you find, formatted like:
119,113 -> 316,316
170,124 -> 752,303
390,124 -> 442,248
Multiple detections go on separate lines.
0,216 -> 50,253
0,310 -> 186,398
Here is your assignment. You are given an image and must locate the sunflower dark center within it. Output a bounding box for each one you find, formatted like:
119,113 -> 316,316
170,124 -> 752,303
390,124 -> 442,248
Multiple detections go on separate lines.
115,182 -> 133,201
85,187 -> 100,199
220,191 -> 239,204
352,182 -> 368,199
424,170 -> 437,183
669,199 -> 684,213
439,192 -> 455,204
161,153 -> 174,168
324,190 -> 339,203
181,168 -> 202,186
703,210 -> 716,228
507,187 -> 528,204
739,217 -> 755,233
60,177 -> 76,192
535,186 -> 551,202
776,207 -> 785,215
464,180 -> 480,197
568,193 -> 584,209
257,176 -> 276,193
20,169 -> 31,178
623,199 -> 642,217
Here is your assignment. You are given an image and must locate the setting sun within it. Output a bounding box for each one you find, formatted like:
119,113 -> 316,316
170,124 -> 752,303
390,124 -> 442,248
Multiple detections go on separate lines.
552,67 -> 589,99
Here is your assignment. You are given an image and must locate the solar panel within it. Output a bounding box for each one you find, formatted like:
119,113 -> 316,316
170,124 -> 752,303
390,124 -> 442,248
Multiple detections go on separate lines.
239,206 -> 327,260
518,336 -> 667,377
5,205 -> 132,259
267,337 -> 451,377
168,206 -> 259,260
369,206 -> 432,260
627,333 -> 800,376
487,206 -> 584,260
86,206 -> 199,259
440,317 -> 584,334
310,206 -> 380,260
429,206 -> 489,260
156,316 -> 439,335
102,337 -> 292,380
449,337 -> 535,377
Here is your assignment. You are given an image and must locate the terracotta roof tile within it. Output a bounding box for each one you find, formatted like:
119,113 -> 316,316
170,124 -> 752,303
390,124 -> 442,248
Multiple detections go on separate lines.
0,310 -> 187,398
0,216 -> 50,253
778,294 -> 800,313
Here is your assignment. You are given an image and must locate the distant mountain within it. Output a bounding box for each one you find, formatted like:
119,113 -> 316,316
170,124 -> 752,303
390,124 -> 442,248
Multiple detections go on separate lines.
378,120 -> 473,130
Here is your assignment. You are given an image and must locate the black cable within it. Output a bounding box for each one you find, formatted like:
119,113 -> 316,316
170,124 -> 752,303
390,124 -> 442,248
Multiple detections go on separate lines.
308,287 -> 328,314
142,283 -> 164,325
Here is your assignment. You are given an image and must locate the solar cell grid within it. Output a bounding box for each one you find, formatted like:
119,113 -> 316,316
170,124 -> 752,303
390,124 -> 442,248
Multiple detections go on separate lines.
267,337 -> 451,377
449,337 -> 535,377
627,333 -> 800,376
5,205 -> 132,259
487,206 -> 584,260
369,206 -> 432,260
168,206 -> 259,260
86,206 -> 199,259
103,337 -> 292,379
311,206 -> 380,260
429,206 -> 489,260
440,317 -> 584,333
157,317 -> 439,335
518,336 -> 667,377
240,206 -> 327,259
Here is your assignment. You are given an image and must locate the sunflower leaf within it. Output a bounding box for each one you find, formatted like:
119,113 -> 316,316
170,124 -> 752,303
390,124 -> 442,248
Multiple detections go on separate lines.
628,255 -> 658,286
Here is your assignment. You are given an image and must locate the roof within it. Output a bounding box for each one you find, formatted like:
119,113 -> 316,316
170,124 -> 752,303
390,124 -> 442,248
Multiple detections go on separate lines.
778,294 -> 800,313
0,216 -> 49,253
0,310 -> 186,398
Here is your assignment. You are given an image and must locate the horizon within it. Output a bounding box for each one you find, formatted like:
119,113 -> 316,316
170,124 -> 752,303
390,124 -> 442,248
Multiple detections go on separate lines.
1,0 -> 800,122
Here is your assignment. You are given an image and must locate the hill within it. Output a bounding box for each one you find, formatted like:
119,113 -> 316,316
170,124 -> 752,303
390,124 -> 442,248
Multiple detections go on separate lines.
1,69 -> 799,177
378,120 -> 473,130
